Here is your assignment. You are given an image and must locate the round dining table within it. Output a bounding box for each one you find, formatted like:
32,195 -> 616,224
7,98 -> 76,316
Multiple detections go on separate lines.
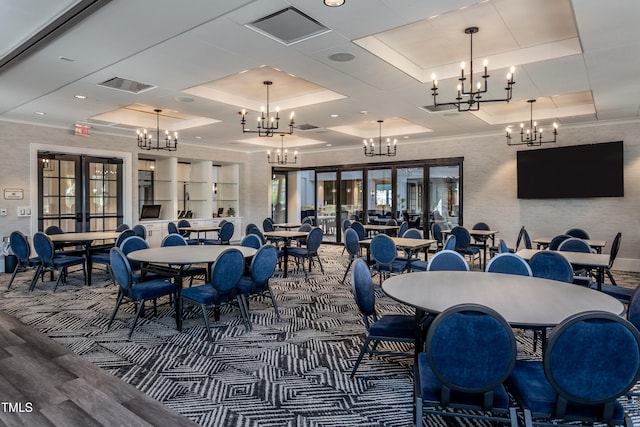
382,271 -> 624,355
127,245 -> 256,330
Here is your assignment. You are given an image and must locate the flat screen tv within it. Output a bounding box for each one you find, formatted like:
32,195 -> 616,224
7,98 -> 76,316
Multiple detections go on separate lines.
139,204 -> 162,219
517,141 -> 623,199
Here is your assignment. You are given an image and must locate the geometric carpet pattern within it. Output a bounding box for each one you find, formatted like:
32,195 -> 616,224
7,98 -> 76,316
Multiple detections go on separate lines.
1,245 -> 639,427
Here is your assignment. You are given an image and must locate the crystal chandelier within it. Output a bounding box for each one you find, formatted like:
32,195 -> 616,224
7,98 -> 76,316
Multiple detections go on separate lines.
430,27 -> 515,112
506,99 -> 558,146
241,81 -> 294,137
363,120 -> 397,157
136,109 -> 178,151
268,134 -> 297,165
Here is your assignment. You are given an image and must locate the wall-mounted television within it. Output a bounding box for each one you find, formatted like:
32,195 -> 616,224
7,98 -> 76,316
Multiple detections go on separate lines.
139,204 -> 162,219
517,141 -> 623,199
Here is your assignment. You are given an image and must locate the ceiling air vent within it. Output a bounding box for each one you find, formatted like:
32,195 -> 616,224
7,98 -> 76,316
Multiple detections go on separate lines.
246,7 -> 331,46
97,77 -> 157,94
298,123 -> 320,131
420,104 -> 459,113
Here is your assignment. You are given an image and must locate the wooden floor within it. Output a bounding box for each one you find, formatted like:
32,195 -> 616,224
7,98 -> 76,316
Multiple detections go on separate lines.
0,310 -> 198,427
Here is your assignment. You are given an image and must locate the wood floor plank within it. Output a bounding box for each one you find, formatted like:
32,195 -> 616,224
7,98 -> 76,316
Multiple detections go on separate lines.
39,400 -> 103,427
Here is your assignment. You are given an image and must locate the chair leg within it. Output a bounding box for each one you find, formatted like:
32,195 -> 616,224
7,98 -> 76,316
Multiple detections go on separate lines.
237,295 -> 252,331
28,265 -> 42,291
53,269 -> 64,292
350,337 -> 372,377
266,287 -> 280,320
201,303 -> 213,342
108,290 -> 124,329
6,264 -> 20,290
606,269 -> 617,286
316,255 -> 324,274
128,299 -> 146,338
341,260 -> 353,284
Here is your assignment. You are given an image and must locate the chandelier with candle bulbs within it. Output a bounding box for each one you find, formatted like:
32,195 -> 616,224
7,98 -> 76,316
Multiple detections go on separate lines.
430,27 -> 515,112
241,81 -> 295,137
136,109 -> 178,151
363,120 -> 397,157
506,99 -> 558,146
268,134 -> 298,165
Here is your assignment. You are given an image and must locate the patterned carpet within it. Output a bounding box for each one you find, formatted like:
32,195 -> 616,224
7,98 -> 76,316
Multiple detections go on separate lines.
1,245 -> 639,427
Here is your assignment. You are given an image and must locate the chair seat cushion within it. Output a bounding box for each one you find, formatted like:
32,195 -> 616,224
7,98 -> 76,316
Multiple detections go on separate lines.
507,360 -> 626,421
236,275 -> 268,295
419,352 -> 510,410
407,259 -> 428,271
374,260 -> 407,273
130,279 -> 177,301
288,247 -> 314,257
91,252 -> 111,265
591,283 -> 634,301
181,283 -> 232,305
52,255 -> 85,268
370,314 -> 415,340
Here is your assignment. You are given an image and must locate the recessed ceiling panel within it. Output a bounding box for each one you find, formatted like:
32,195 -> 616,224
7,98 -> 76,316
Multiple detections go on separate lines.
245,7 -> 331,46
329,117 -> 432,139
91,103 -> 220,131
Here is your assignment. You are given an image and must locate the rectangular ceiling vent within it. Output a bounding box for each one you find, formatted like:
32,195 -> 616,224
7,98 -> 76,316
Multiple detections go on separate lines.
246,7 -> 331,46
298,123 -> 319,131
97,77 -> 157,94
420,104 -> 459,113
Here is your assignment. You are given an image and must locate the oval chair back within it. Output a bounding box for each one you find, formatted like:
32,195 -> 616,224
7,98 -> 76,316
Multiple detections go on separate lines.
521,227 -> 532,249
167,222 -> 180,235
350,222 -> 367,241
161,233 -> 187,247
450,226 -> 471,251
398,221 -> 409,238
33,232 -> 55,265
115,229 -> 136,247
486,253 -> 532,276
115,223 -> 130,232
472,222 -> 490,231
218,221 -> 235,243
528,251 -> 573,283
370,234 -> 397,265
109,247 -> 133,291
565,228 -> 590,240
443,235 -> 457,251
119,236 -> 149,271
343,219 -> 352,232
498,239 -> 509,253
263,219 -> 275,232
549,234 -> 571,251
402,228 -> 422,239
305,227 -> 323,252
240,234 -> 262,249
426,250 -> 469,271
351,259 -> 376,324
425,304 -> 516,394
301,216 -> 313,225
627,287 -> 640,332
557,237 -> 591,253
608,232 -> 622,269
10,231 -> 31,263
177,219 -> 191,238
44,225 -> 64,235
344,228 -> 361,258
132,224 -> 147,240
246,223 -> 259,235
210,248 -> 245,293
248,227 -> 267,245
249,244 -> 278,286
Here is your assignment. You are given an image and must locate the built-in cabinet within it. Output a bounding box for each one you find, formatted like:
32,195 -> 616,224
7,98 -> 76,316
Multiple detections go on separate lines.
141,217 -> 243,247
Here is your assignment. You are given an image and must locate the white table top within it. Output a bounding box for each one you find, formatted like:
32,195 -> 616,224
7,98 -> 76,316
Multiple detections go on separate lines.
127,245 -> 256,265
272,223 -> 301,229
533,236 -> 607,248
360,237 -> 436,250
516,248 -> 610,268
382,271 -> 623,328
48,231 -> 121,242
364,224 -> 401,231
177,225 -> 221,232
442,228 -> 498,237
263,230 -> 308,239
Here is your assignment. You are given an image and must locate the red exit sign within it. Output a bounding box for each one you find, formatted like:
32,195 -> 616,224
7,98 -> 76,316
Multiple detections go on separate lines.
75,124 -> 90,136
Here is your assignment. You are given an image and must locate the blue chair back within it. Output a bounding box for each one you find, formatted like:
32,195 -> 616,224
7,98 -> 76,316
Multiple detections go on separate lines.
298,223 -> 312,233
161,233 -> 187,247
628,287 -> 640,331
177,219 -> 191,238
350,222 -> 366,240
521,227 -> 532,249
565,228 -> 590,239
132,224 -> 147,239
10,231 -> 31,261
343,219 -> 352,231
344,228 -> 360,258
351,259 -> 376,323
450,226 -> 471,251
486,253 -> 532,276
115,223 -> 130,232
402,228 -> 421,239
385,218 -> 397,226
167,222 -> 179,234
301,216 -> 313,225
609,232 -> 621,268
33,232 -> 55,265
432,222 -> 443,243
109,247 -> 133,291
120,236 -> 149,271
115,229 -> 136,247
45,225 -> 64,235
529,251 -> 573,283
472,222 -> 490,231
240,234 -> 262,249
398,221 -> 408,238
557,237 -> 591,253
249,244 -> 277,285
498,239 -> 509,253
305,227 -> 323,252
370,234 -> 397,265
426,304 -> 516,393
263,219 -> 275,232
549,234 -> 571,251
218,221 -> 234,242
544,311 -> 640,409
210,248 -> 245,293
248,226 -> 267,245
443,235 -> 456,251
427,250 -> 469,271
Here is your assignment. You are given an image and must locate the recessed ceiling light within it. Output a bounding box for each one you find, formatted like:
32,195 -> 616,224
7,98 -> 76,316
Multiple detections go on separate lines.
326,143 -> 332,146
34,111 -> 46,116
195,136 -> 202,139
74,95 -> 87,99
359,110 -> 368,115
329,52 -> 355,62
330,114 -> 339,118
324,0 -> 345,6
403,136 -> 409,139
175,96 -> 194,103
58,56 -> 75,62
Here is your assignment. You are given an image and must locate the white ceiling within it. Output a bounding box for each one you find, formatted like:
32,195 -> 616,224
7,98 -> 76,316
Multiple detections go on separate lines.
0,0 -> 638,155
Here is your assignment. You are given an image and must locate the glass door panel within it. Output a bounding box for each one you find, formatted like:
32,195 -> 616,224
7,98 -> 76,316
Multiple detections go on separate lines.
340,170 -> 363,223
271,172 -> 287,223
40,156 -> 80,232
397,167 -> 424,232
298,170 -> 315,223
429,165 -> 460,231
316,171 -> 337,242
366,168 -> 392,224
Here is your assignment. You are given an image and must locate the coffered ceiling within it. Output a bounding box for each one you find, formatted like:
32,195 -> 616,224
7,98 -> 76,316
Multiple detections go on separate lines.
0,0 -> 638,155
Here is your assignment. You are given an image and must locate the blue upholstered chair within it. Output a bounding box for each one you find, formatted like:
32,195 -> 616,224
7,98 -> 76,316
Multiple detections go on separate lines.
115,223 -> 130,232
350,259 -> 414,377
490,227 -> 528,257
592,233 -> 631,301
565,227 -> 590,239
341,228 -> 367,284
431,222 -> 444,252
450,226 -> 481,268
415,304 -> 518,427
350,222 -> 367,242
180,248 -> 249,340
167,222 -> 180,235
470,221 -> 490,247
176,219 -> 200,245
288,227 -> 324,279
548,234 -> 571,251
90,229 -> 136,276
301,216 -> 313,225
247,224 -> 267,245
237,244 -> 280,325
240,234 -> 262,249
426,249 -> 469,272
397,221 -> 408,239
370,234 -> 407,284
486,253 -> 532,276
119,235 -> 154,284
443,235 -> 457,251
7,231 -> 41,290
528,251 -> 573,283
107,247 -> 177,338
397,228 -> 428,271
132,224 -> 147,240
627,287 -> 640,332
32,232 -> 86,292
295,223 -> 312,246
507,311 -> 640,427
203,221 -> 234,245
160,234 -> 207,286
262,218 -> 275,232
558,237 -> 593,286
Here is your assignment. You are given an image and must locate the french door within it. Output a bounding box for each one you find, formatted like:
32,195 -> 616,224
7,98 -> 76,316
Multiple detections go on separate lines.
38,153 -> 124,232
